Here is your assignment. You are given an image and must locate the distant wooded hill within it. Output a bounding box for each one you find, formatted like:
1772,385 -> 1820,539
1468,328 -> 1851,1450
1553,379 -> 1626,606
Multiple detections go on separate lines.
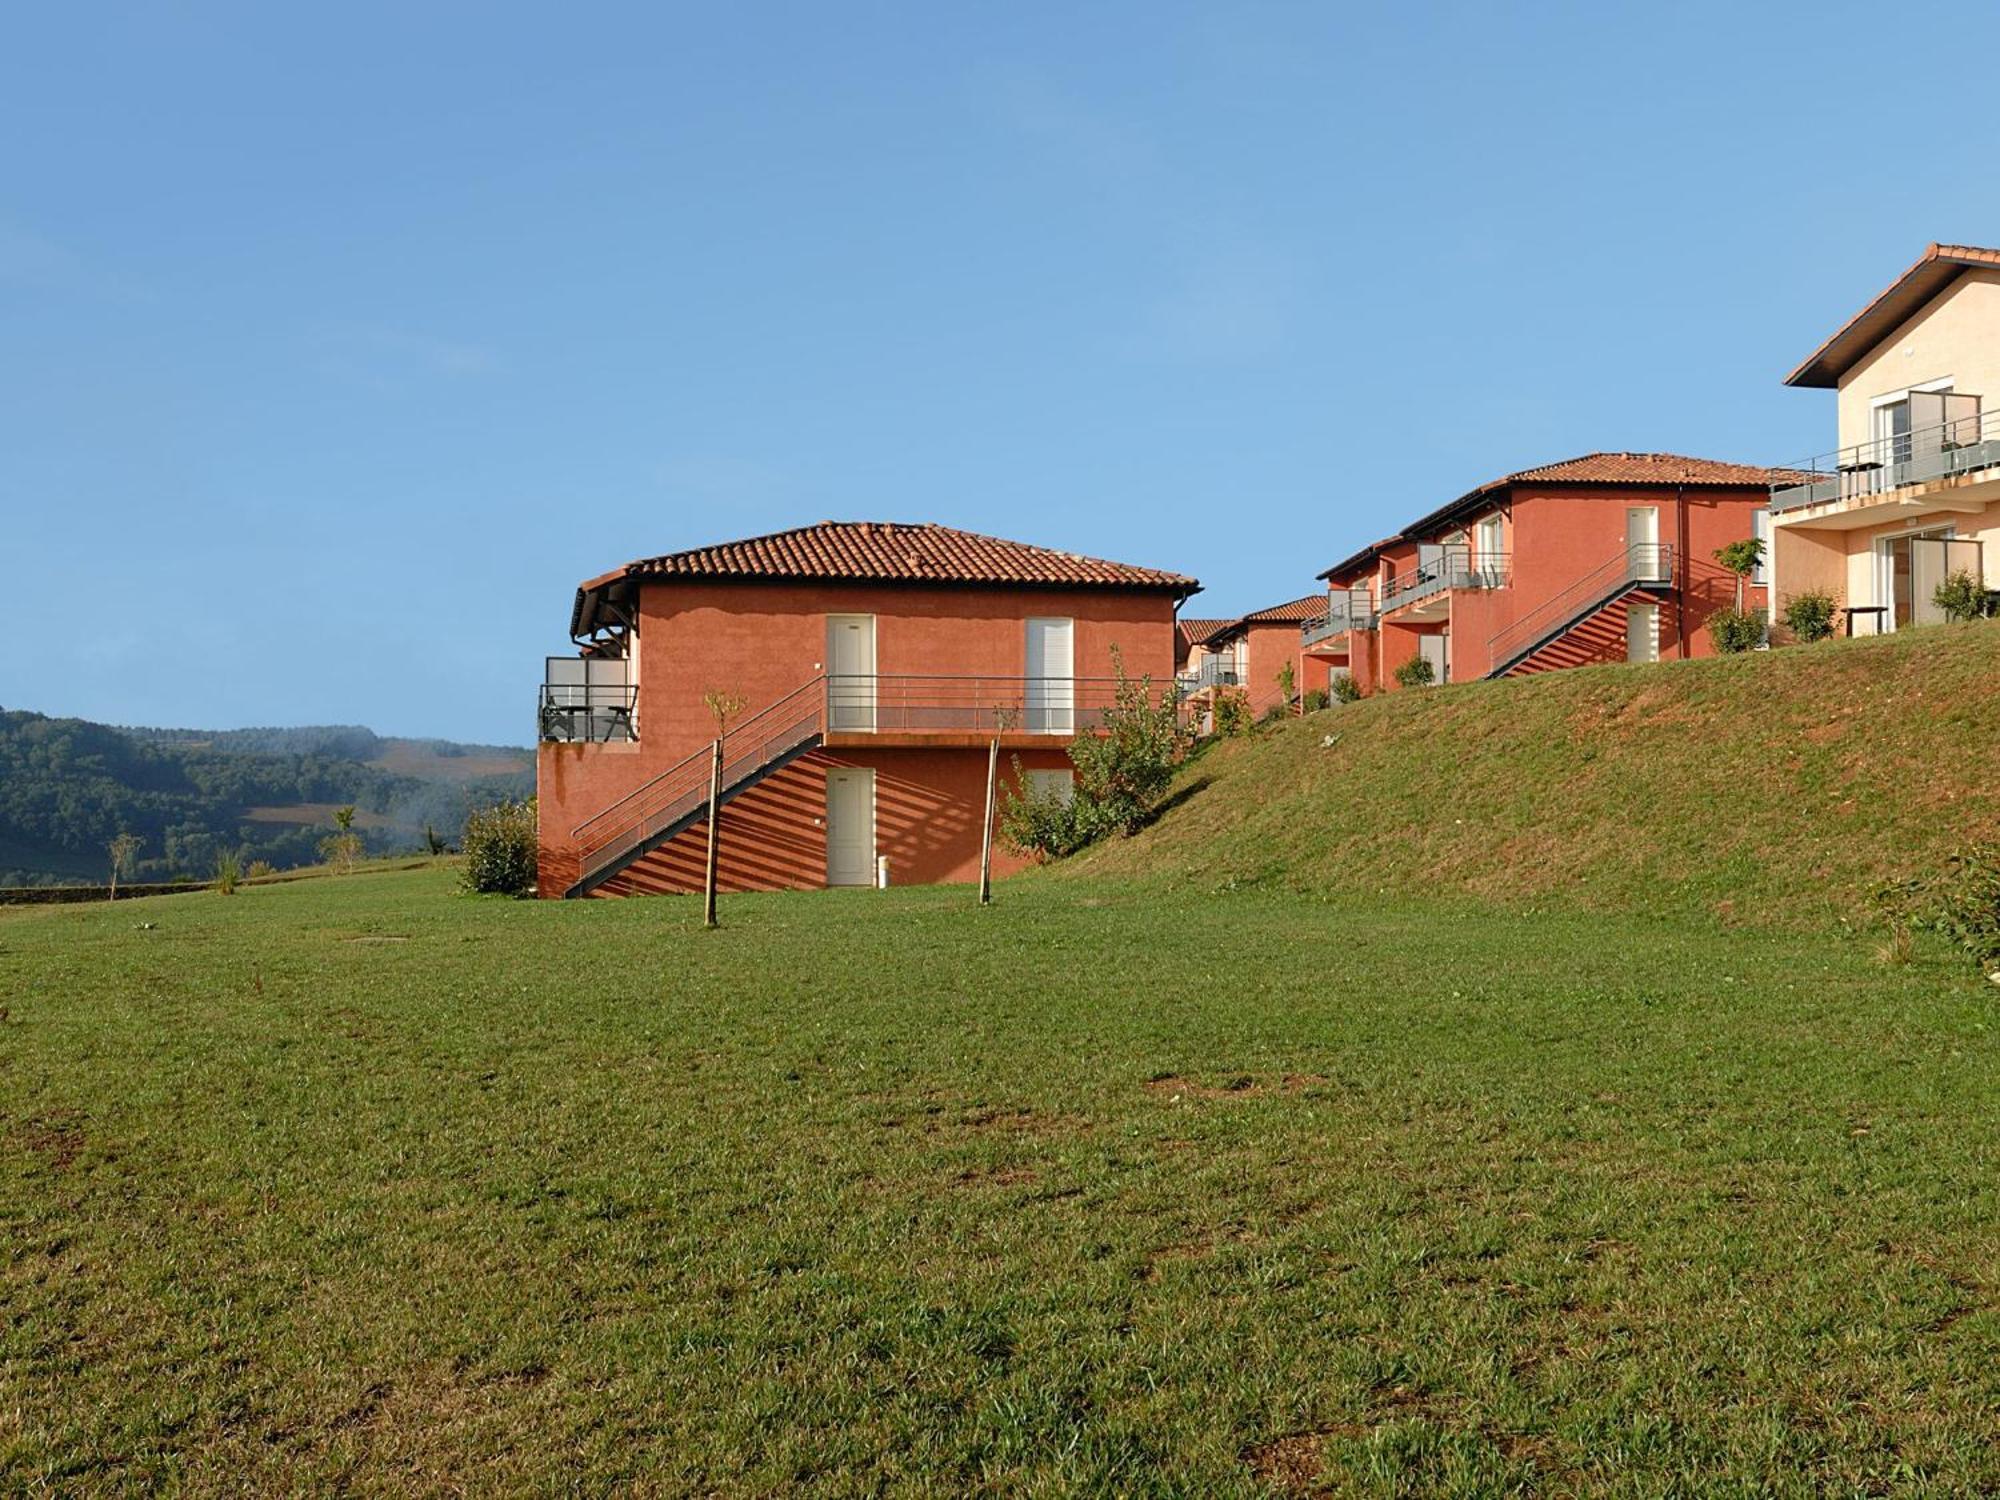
0,710 -> 533,886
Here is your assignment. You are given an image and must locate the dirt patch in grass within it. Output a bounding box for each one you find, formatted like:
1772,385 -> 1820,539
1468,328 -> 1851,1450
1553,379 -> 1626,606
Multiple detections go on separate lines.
956,1105 -> 1090,1136
1145,1073 -> 1329,1102
954,1164 -> 1039,1187
1241,1426 -> 1363,1493
11,1109 -> 86,1172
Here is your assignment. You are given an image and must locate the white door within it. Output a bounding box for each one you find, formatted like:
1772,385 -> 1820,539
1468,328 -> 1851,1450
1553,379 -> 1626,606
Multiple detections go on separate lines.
1476,514 -> 1504,578
827,615 -> 876,731
1626,602 -> 1659,662
1626,507 -> 1663,581
1025,617 -> 1074,734
1418,632 -> 1448,685
825,768 -> 875,886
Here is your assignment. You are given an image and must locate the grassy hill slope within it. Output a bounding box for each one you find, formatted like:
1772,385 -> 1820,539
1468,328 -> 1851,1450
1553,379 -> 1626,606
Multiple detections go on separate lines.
1065,621 -> 2000,927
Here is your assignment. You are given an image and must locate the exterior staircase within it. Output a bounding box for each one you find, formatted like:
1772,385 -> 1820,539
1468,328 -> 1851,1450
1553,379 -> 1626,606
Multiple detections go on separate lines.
1485,544 -> 1675,679
564,677 -> 828,897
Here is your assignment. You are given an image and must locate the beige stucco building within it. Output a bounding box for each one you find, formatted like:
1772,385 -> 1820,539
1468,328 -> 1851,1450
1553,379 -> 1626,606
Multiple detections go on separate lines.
1771,244 -> 2000,633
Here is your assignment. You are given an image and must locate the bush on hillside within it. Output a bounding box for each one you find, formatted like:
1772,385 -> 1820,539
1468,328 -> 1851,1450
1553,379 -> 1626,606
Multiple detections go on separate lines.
1781,589 -> 1838,643
1257,703 -> 1288,727
1708,607 -> 1765,654
999,657 -> 1188,860
1211,689 -> 1252,737
1877,845 -> 2000,974
1934,570 -> 1992,624
1331,673 -> 1363,704
462,798 -> 538,895
1393,656 -> 1436,689
1301,687 -> 1331,713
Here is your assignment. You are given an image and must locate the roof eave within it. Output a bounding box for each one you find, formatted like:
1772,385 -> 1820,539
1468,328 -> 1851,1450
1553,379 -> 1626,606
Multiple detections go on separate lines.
1782,244 -> 2000,389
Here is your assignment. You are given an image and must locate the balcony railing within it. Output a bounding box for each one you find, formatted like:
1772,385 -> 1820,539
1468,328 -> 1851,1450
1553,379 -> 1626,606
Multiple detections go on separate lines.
825,675 -> 1155,735
539,683 -> 637,743
1380,547 -> 1511,614
1773,407 -> 2000,513
546,673 -> 1171,747
1176,657 -> 1248,695
1300,587 -> 1378,647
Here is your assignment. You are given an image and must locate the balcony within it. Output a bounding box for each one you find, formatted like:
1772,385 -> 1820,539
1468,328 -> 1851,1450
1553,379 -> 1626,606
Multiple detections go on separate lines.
825,675 -> 1154,739
541,656 -> 635,742
1175,657 -> 1248,695
543,672 -> 1173,749
1380,547 -> 1511,622
1300,587 -> 1377,649
1773,405 -> 2000,528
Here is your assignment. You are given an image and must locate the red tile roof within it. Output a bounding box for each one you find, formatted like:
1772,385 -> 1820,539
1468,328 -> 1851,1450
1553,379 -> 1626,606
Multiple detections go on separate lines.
573,521 -> 1199,635
1176,617 -> 1233,649
1786,244 -> 2000,389
1235,594 -> 1328,626
1491,451 -> 1803,489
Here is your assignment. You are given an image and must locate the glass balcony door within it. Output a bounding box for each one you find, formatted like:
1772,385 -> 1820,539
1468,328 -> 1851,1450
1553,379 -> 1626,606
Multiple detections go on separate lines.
1878,529 -> 1979,629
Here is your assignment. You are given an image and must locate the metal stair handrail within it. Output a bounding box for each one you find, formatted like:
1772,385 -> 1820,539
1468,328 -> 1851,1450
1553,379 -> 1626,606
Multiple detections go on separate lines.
571,676 -> 828,853
1486,543 -> 1673,672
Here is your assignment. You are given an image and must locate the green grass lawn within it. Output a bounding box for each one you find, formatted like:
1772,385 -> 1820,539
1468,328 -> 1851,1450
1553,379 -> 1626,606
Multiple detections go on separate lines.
3,868 -> 1996,1495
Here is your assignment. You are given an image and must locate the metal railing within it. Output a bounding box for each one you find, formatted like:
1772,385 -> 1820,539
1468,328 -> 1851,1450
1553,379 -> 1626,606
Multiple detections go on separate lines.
1380,547 -> 1512,614
569,676 -> 828,880
538,683 -> 638,743
1176,657 -> 1248,694
1486,543 -> 1672,674
1300,586 -> 1378,646
827,675 -> 1147,735
1773,406 -> 2000,513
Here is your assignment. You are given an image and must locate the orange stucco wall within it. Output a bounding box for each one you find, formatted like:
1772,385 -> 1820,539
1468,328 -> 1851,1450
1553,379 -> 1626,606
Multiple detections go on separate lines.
538,580 -> 1177,896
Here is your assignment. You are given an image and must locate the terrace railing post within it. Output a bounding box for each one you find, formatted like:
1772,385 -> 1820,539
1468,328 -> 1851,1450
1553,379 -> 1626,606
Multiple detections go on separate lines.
702,737 -> 722,929
978,737 -> 998,906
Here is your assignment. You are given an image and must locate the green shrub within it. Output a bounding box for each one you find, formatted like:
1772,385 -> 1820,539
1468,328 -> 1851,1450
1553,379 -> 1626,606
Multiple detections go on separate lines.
999,655 -> 1188,860
1331,673 -> 1363,704
1301,687 -> 1331,713
997,779 -> 1094,860
1781,589 -> 1837,643
1212,689 -> 1252,737
212,850 -> 242,896
1257,703 -> 1288,727
462,799 -> 538,895
1393,655 -> 1436,689
1934,569 -> 1991,624
1878,845 -> 2000,973
1708,607 -> 1765,654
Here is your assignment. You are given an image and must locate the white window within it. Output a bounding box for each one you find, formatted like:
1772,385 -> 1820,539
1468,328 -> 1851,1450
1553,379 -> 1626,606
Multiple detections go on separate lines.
1024,768 -> 1074,804
1752,509 -> 1771,585
1476,514 -> 1504,566
1626,602 -> 1660,663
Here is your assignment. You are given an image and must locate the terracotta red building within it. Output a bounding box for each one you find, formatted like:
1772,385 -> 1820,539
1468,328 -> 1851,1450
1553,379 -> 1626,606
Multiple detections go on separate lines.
1303,453 -> 1793,692
537,521 -> 1199,897
1176,596 -> 1326,717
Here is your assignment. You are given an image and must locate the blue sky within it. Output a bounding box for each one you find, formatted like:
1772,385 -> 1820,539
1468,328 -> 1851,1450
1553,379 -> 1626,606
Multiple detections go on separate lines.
5,1 -> 1994,743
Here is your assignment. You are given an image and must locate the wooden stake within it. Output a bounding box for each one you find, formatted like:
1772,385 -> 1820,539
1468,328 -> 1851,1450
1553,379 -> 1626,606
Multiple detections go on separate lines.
978,737 -> 999,906
702,737 -> 723,929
